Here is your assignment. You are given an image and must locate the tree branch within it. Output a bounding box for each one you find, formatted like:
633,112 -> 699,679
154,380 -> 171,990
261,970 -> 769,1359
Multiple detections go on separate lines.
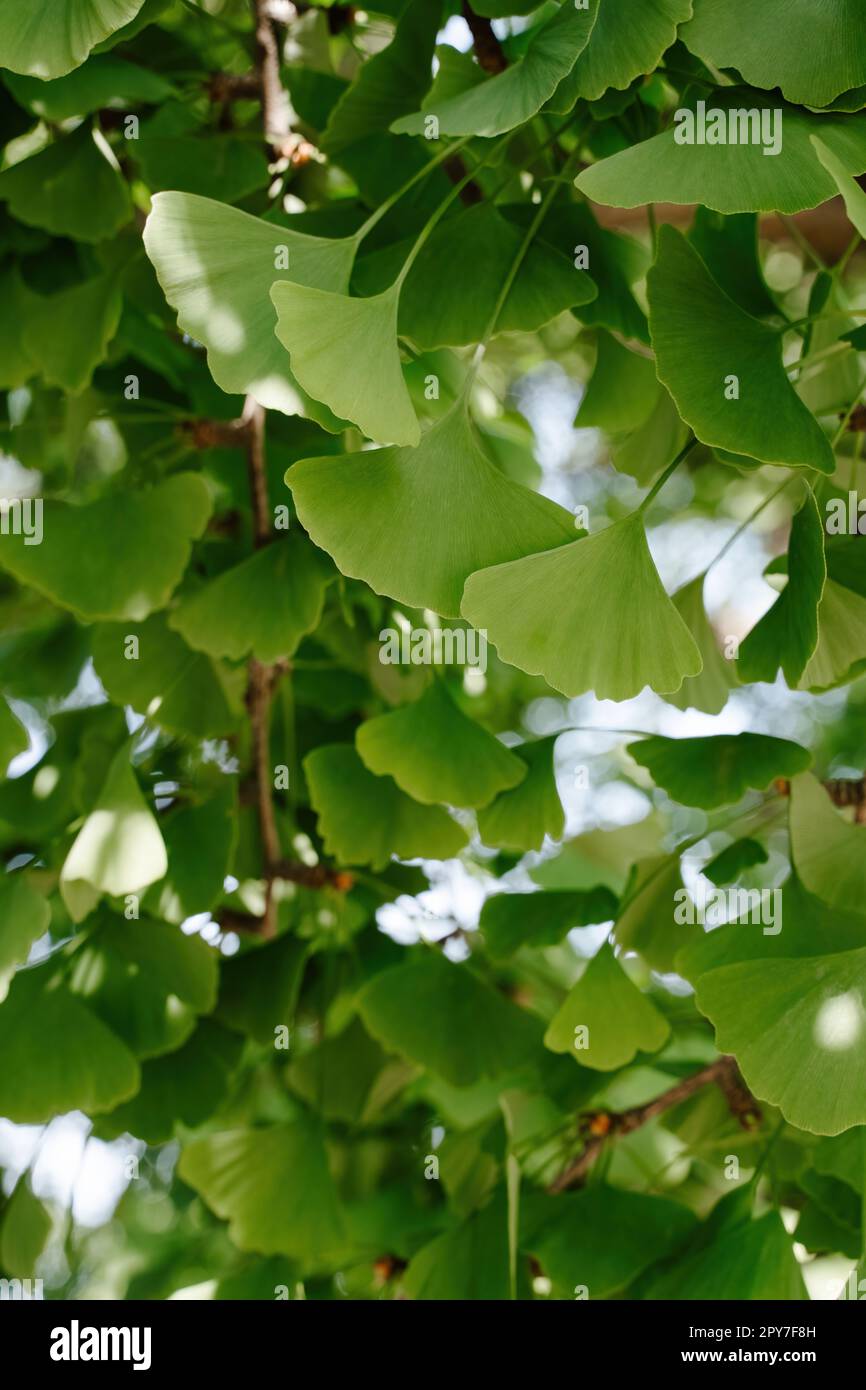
549,1056 -> 760,1194
462,2 -> 507,75
775,774 -> 866,823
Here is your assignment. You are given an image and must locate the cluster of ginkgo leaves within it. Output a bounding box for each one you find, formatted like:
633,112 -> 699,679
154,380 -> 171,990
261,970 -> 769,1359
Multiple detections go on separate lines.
1,0 -> 866,1302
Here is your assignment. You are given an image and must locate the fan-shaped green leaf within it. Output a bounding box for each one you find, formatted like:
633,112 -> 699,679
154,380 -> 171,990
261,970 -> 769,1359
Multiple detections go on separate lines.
0,1179 -> 51,1278
682,0 -> 866,108
287,401 -> 576,617
577,89 -> 866,215
0,963 -> 139,1122
790,771 -> 866,917
647,228 -> 833,471
216,934 -> 308,1047
322,0 -> 442,153
355,202 -> 597,349
630,732 -> 811,808
304,744 -> 467,870
271,280 -> 418,445
544,942 -> 670,1069
481,886 -> 618,960
0,124 -> 131,242
799,577 -> 866,692
392,0 -> 598,138
5,54 -> 174,120
143,191 -> 357,418
0,473 -> 211,623
461,512 -> 702,700
695,945 -> 866,1134
22,272 -> 121,393
477,736 -> 565,852
358,949 -> 539,1086
66,914 -> 218,1058
59,746 -> 168,923
356,681 -> 525,809
738,490 -> 826,685
577,331 -> 659,434
179,1118 -> 346,1262
169,538 -> 332,664
0,0 -> 146,79
549,0 -> 693,107
662,572 -> 737,714
92,613 -> 236,739
641,1196 -> 807,1299
0,875 -> 50,1002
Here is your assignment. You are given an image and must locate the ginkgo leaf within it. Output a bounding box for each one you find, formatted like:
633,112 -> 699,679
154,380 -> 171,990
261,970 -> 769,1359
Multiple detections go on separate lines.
790,771 -> 866,917
461,512 -> 702,700
358,950 -> 540,1086
738,490 -> 826,686
149,786 -> 237,925
799,577 -> 866,692
548,0 -> 693,107
5,54 -> 174,120
355,681 -> 525,810
0,963 -> 139,1122
0,124 -> 131,242
0,474 -> 212,623
647,228 -> 834,471
354,202 -> 597,350
704,837 -> 769,886
321,0 -> 442,153
169,539 -> 332,664
480,887 -> 618,960
271,280 -> 418,446
577,89 -> 866,215
612,382 -> 689,486
92,614 -> 236,739
544,942 -> 670,1070
304,744 -> 467,870
98,1019 -> 243,1145
143,192 -> 357,419
216,934 -> 308,1047
0,1178 -> 52,1278
0,0 -> 146,79
543,202 -> 650,343
59,746 -> 168,923
179,1117 -> 346,1263
687,207 -> 778,319
695,945 -> 866,1135
662,572 -> 737,715
811,135 -> 866,239
577,331 -> 659,435
287,400 -> 576,618
477,737 -> 565,852
403,1194 -> 511,1300
630,733 -> 811,808
613,855 -> 690,973
391,0 -> 598,138
134,134 -> 269,204
0,696 -> 27,774
66,914 -> 218,1058
641,1194 -> 807,1299
0,875 -> 50,1002
525,1186 -> 696,1299
22,272 -> 121,393
682,0 -> 866,108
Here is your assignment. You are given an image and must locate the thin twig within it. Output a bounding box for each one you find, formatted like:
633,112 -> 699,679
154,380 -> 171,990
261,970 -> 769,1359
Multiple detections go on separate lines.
549,1057 -> 760,1194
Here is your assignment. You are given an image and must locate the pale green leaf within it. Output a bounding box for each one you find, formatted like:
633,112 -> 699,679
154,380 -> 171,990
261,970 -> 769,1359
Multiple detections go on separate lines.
544,942 -> 670,1070
0,0 -> 146,78
461,512 -> 702,700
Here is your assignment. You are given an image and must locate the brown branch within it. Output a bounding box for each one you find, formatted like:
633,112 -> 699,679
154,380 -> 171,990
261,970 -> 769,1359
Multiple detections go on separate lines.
461,2 -> 507,75
549,1056 -> 760,1194
775,775 -> 866,823
252,0 -> 292,150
